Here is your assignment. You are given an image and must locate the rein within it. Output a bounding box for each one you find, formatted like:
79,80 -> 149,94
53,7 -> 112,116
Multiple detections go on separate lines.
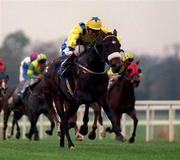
75,62 -> 110,75
74,34 -> 119,75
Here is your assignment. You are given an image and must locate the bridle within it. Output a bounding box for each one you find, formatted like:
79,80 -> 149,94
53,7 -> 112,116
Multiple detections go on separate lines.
75,35 -> 120,75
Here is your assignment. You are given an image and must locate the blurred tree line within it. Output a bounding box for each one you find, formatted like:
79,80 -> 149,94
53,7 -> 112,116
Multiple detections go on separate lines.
0,30 -> 180,100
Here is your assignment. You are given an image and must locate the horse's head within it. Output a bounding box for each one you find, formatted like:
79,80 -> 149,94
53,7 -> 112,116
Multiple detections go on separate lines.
125,61 -> 142,87
95,30 -> 122,73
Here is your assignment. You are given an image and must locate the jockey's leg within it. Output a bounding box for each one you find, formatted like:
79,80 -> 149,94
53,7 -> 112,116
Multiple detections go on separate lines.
60,45 -> 85,76
17,80 -> 30,98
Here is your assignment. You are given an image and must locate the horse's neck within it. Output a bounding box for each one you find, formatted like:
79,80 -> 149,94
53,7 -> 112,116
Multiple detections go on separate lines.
78,47 -> 105,72
119,77 -> 135,94
29,81 -> 42,94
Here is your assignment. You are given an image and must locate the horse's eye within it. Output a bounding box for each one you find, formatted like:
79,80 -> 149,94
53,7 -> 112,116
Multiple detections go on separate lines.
138,69 -> 142,73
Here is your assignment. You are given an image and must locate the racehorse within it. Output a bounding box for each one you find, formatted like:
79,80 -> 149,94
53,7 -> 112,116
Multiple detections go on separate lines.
43,30 -> 125,148
106,61 -> 141,143
3,80 -> 56,140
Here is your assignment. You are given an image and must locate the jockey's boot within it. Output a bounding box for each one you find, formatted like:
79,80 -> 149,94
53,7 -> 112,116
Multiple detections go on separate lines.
17,87 -> 27,99
60,53 -> 77,76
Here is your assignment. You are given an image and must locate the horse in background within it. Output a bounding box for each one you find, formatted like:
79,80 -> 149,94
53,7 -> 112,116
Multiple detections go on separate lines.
44,30 -> 125,149
106,61 -> 142,143
0,74 -> 8,113
3,80 -> 55,140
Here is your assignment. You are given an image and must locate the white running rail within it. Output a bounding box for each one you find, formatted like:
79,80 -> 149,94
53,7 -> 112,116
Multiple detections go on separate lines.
0,100 -> 180,141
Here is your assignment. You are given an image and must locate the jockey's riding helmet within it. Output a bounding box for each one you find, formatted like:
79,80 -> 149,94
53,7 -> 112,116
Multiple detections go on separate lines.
30,51 -> 38,61
86,17 -> 102,30
37,53 -> 47,63
122,53 -> 134,62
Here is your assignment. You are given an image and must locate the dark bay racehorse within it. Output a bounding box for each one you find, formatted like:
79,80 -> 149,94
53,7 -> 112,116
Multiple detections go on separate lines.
44,30 -> 125,148
3,80 -> 56,140
106,61 -> 141,143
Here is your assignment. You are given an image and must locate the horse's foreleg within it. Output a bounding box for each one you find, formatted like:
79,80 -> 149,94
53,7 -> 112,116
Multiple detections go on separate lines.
53,96 -> 76,149
101,97 -> 126,142
3,108 -> 11,140
127,110 -> 138,143
12,111 -> 23,139
44,112 -> 55,136
88,107 -> 98,140
54,94 -> 82,148
33,125 -> 39,141
79,105 -> 89,136
26,114 -> 38,140
15,120 -> 21,139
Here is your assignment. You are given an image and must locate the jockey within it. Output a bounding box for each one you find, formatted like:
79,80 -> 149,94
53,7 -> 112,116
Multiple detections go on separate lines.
0,57 -> 6,72
122,52 -> 134,67
0,57 -> 8,80
60,16 -> 122,74
17,53 -> 48,98
19,51 -> 39,81
107,52 -> 134,88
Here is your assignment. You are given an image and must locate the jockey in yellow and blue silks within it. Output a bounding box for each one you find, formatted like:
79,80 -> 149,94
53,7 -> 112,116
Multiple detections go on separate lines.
17,53 -> 48,98
59,17 -> 122,74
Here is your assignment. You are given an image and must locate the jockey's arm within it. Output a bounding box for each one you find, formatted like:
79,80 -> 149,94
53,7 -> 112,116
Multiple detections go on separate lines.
22,62 -> 29,80
27,64 -> 36,79
67,24 -> 84,49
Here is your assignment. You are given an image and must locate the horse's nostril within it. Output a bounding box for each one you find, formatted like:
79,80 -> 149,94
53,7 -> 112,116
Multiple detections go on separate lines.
111,65 -> 120,73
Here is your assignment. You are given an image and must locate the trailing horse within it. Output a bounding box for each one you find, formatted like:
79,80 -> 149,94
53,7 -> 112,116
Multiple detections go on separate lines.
106,61 -> 141,143
3,80 -> 55,140
44,30 -> 125,149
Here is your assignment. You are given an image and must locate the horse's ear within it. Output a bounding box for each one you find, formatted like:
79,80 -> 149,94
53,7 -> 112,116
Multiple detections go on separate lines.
113,29 -> 117,36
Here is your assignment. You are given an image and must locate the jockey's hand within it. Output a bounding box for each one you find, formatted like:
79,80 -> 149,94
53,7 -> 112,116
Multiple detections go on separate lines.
36,74 -> 43,80
111,76 -> 118,82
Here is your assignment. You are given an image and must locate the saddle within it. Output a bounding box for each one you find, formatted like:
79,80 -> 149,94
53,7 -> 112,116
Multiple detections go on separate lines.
58,72 -> 74,101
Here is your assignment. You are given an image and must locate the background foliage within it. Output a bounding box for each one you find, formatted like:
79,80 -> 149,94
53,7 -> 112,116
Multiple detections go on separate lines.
0,30 -> 180,100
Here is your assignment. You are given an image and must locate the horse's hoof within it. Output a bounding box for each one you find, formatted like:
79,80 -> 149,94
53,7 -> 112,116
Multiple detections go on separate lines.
25,133 -> 32,140
34,135 -> 40,141
129,137 -> 135,143
6,134 -> 11,139
60,140 -> 65,148
70,146 -> 75,150
88,132 -> 96,140
68,144 -> 75,150
45,130 -> 53,136
116,133 -> 126,142
79,125 -> 88,136
16,132 -> 21,139
57,131 -> 60,137
105,127 -> 112,133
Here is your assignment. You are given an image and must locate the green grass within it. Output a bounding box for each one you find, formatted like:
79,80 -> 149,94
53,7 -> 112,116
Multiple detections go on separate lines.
0,135 -> 179,160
